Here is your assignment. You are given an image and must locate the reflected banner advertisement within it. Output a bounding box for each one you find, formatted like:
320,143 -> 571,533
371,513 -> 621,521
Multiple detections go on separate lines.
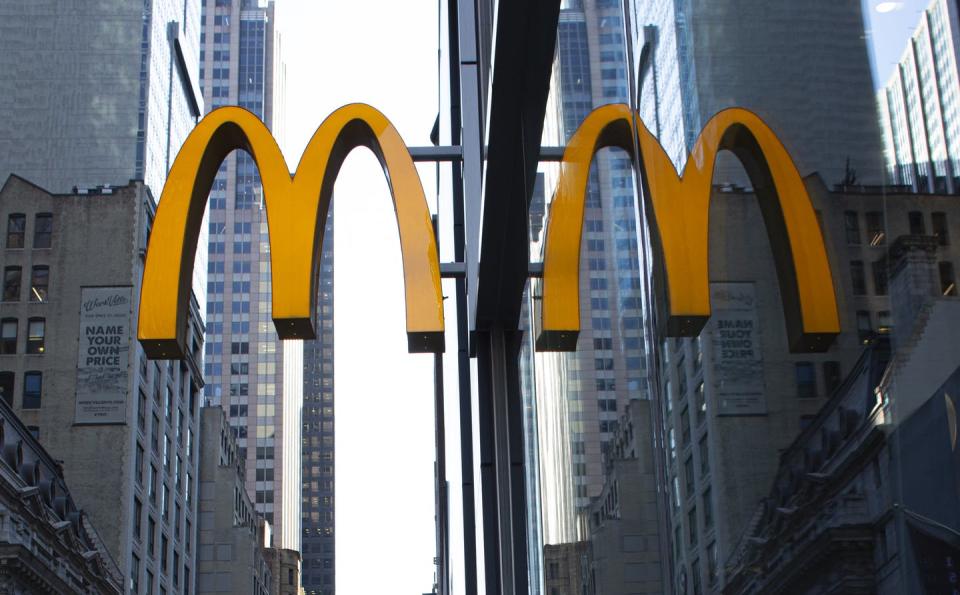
709,283 -> 766,415
75,286 -> 132,424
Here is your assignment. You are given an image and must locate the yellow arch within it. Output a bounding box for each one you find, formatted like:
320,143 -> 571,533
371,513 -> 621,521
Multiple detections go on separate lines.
538,103 -> 839,353
138,104 -> 443,358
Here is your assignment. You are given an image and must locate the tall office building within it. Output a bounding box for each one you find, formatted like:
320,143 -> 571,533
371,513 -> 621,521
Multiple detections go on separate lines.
879,0 -> 960,193
0,0 -> 207,308
0,176 -> 205,595
301,221 -> 335,594
0,0 -> 202,195
544,0 -> 649,513
630,0 -> 886,185
198,0 -> 303,552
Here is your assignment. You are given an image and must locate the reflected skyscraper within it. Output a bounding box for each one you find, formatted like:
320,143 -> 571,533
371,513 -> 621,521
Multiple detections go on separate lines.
301,219 -> 336,594
631,0 -> 885,185
879,0 -> 960,193
199,0 -> 303,552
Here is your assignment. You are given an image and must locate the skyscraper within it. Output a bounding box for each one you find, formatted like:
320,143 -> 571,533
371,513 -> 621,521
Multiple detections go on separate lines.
301,220 -> 335,594
0,0 -> 207,305
879,0 -> 960,193
198,0 -> 303,552
631,0 -> 886,185
545,0 -> 649,513
0,0 -> 203,196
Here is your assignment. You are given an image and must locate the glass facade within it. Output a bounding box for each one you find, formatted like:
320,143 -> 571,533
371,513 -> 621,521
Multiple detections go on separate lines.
880,0 -> 960,193
432,0 -> 960,593
301,219 -> 336,594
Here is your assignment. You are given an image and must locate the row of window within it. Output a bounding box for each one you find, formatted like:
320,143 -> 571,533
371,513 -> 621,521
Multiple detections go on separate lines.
849,259 -> 956,296
843,210 -> 949,247
0,370 -> 42,409
3,265 -> 48,302
5,213 -> 52,250
0,317 -> 45,354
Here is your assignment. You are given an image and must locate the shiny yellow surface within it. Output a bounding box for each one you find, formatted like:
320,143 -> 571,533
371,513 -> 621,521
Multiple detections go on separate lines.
138,104 -> 443,358
539,103 -> 839,352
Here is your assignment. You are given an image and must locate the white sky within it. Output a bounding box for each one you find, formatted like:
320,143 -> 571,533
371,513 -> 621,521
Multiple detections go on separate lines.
273,1 -> 442,592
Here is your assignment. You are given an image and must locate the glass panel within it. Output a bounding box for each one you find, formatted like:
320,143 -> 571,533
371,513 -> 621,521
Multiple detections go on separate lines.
33,213 -> 52,248
26,318 -> 43,354
29,266 -> 47,302
3,267 -> 20,302
6,214 -> 24,249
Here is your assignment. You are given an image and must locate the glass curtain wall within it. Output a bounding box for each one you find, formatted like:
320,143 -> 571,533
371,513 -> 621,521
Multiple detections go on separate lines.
510,0 -> 960,594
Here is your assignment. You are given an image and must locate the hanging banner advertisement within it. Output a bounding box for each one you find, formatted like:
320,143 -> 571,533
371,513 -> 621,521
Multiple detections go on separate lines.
709,282 -> 766,415
75,286 -> 132,424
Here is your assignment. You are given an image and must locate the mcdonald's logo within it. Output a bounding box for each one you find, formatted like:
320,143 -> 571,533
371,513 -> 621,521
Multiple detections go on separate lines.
138,102 -> 839,360
536,103 -> 840,353
137,103 -> 444,359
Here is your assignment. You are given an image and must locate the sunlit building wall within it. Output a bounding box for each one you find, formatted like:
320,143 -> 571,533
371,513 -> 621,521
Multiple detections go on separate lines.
879,0 -> 960,193
199,0 -> 302,551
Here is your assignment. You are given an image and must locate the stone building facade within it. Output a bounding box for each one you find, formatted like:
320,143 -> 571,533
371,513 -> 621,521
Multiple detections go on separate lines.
196,406 -> 272,594
0,175 -> 205,594
0,396 -> 122,593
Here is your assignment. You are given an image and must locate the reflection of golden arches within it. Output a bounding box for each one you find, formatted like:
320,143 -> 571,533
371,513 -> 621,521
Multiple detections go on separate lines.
138,104 -> 443,358
538,103 -> 839,352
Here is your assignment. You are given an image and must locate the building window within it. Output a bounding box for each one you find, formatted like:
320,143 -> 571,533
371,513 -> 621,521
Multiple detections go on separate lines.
30,266 -> 48,302
850,261 -> 866,295
843,211 -> 860,245
681,407 -> 691,446
147,516 -> 156,557
699,434 -> 710,477
133,497 -> 142,541
684,456 -> 695,495
694,382 -> 706,424
940,262 -> 957,296
33,213 -> 52,248
795,362 -> 816,398
0,372 -> 13,406
26,318 -> 44,354
866,211 -> 885,246
703,487 -> 713,529
133,442 -> 144,485
0,318 -> 16,354
909,211 -> 926,235
6,214 -> 24,248
857,310 -> 873,342
688,507 -> 698,546
22,371 -> 41,408
872,261 -> 888,295
130,553 -> 140,594
823,361 -> 842,394
933,212 -> 950,246
3,267 -> 21,301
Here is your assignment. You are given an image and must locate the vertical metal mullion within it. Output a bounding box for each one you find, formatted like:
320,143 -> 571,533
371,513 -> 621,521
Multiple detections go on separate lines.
448,0 -> 480,591
476,332 -> 503,593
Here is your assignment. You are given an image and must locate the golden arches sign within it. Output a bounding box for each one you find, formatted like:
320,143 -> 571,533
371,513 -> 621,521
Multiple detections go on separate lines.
138,103 -> 444,359
536,103 -> 840,353
137,102 -> 839,359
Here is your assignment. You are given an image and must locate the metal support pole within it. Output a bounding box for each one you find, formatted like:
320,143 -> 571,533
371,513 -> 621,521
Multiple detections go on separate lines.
448,0 -> 479,592
476,329 -> 529,595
